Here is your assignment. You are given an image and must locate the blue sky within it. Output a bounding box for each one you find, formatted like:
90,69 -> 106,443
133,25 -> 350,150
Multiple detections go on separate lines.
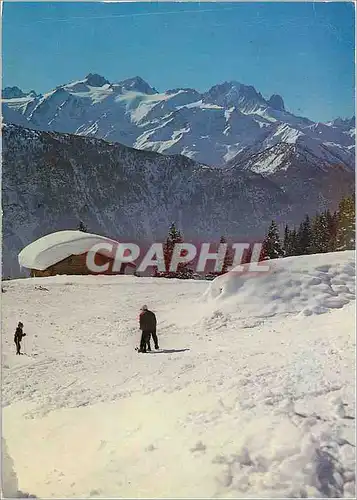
2,2 -> 355,122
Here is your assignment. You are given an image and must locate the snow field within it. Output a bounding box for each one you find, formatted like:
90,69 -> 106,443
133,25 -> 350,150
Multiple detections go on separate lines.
2,251 -> 355,498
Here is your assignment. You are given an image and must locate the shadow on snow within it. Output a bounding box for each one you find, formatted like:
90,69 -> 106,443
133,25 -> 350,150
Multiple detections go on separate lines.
148,348 -> 190,354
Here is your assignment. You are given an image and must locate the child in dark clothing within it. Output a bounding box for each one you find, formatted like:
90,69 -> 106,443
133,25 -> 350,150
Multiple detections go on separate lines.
14,322 -> 26,355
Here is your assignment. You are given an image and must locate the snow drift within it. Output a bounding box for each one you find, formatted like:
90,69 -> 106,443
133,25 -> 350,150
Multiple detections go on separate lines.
1,437 -> 19,498
202,251 -> 355,319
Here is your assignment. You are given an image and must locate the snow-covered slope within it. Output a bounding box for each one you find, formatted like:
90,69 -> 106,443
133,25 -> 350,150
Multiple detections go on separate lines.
227,139 -> 354,216
2,74 -> 355,168
229,122 -> 355,173
2,251 -> 355,498
2,124 -> 291,278
3,124 -> 354,278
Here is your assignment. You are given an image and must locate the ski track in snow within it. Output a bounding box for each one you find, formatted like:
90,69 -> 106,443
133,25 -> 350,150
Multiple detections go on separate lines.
2,251 -> 356,498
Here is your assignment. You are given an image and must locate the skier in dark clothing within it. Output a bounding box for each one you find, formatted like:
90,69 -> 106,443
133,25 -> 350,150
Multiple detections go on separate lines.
14,322 -> 26,355
138,305 -> 159,353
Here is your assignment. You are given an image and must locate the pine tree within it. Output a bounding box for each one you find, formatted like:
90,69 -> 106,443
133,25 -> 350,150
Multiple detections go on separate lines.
296,215 -> 313,255
283,225 -> 289,255
336,194 -> 355,250
261,220 -> 284,260
158,222 -> 194,279
78,221 -> 88,232
163,222 -> 183,277
283,224 -> 297,257
310,209 -> 338,255
311,212 -> 328,254
326,210 -> 338,252
290,228 -> 298,256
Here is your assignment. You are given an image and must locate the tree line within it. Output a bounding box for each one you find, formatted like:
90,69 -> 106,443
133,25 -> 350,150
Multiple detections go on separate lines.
157,193 -> 355,278
154,225 -> 239,279
261,193 -> 355,260
76,192 -> 354,277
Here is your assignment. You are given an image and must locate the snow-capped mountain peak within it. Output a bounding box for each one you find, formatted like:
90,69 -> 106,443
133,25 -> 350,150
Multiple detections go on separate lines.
327,116 -> 355,131
2,86 -> 38,99
203,81 -> 267,112
2,75 -> 355,170
84,73 -> 110,87
115,76 -> 157,95
267,94 -> 285,111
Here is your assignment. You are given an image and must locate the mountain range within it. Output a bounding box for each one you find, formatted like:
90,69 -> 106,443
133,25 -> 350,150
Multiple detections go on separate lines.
2,73 -> 355,169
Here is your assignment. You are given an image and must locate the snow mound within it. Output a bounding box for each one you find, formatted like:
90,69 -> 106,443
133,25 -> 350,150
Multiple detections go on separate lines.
203,251 -> 355,320
1,437 -> 37,498
18,230 -> 119,271
1,437 -> 19,498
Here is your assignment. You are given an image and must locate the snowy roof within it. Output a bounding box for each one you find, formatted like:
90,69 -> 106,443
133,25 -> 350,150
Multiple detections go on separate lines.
18,231 -> 122,271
